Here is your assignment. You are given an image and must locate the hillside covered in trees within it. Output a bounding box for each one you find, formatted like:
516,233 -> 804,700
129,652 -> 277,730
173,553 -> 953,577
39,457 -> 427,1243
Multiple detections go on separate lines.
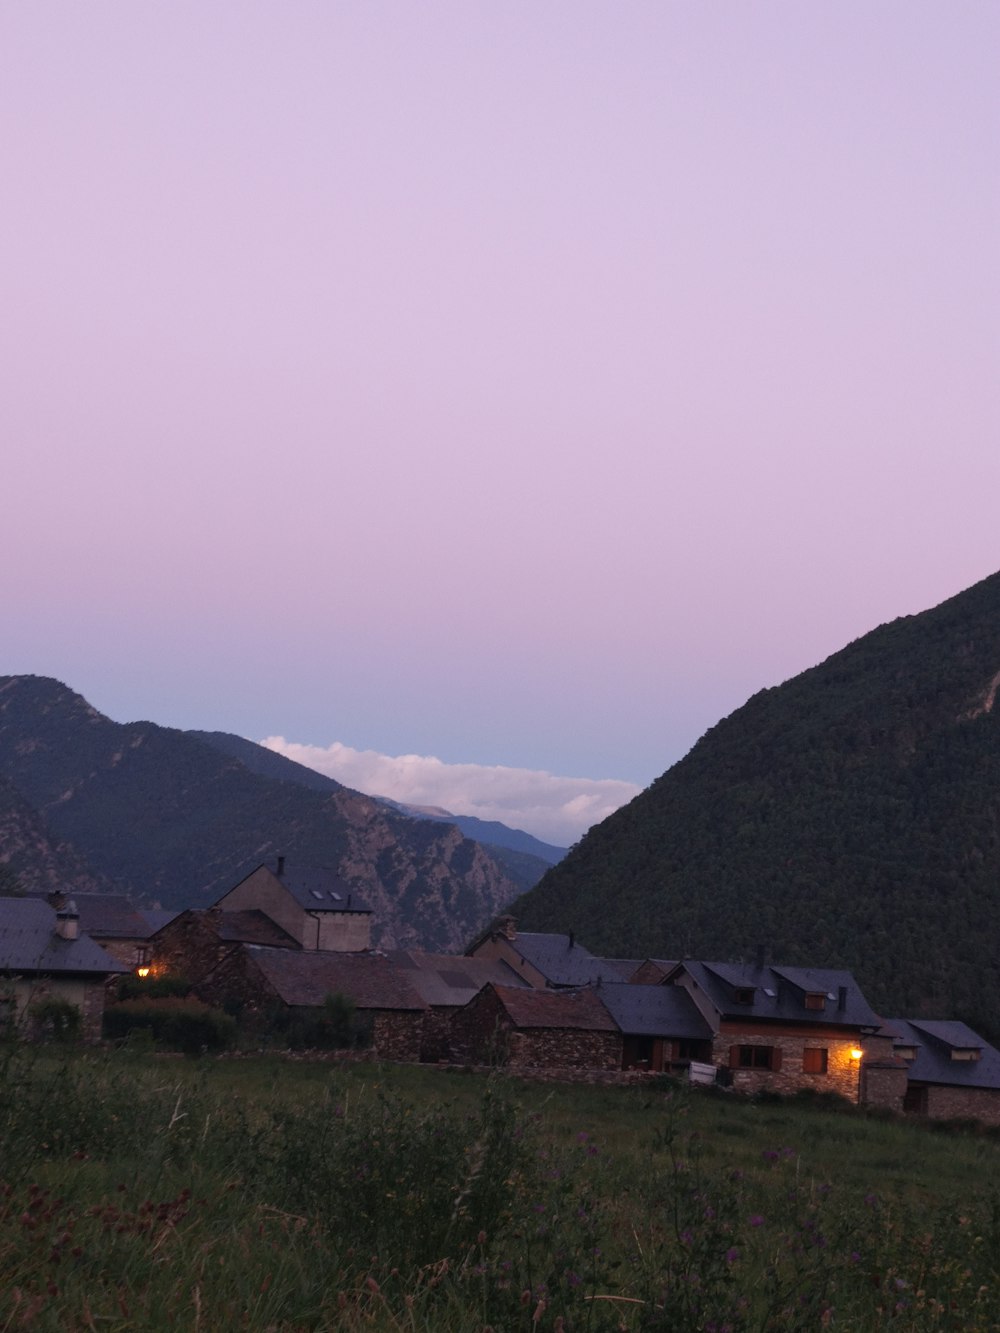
0,676 -> 530,951
515,571 -> 1000,1035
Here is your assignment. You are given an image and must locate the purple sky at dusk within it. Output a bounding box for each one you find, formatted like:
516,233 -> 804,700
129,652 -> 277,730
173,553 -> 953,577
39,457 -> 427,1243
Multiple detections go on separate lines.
3,4 -> 998,841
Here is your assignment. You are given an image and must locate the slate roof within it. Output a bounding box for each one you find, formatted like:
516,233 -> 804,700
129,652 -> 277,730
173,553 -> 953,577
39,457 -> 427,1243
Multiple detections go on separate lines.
504,933 -> 627,987
25,892 -> 153,940
886,1018 -> 1000,1090
246,860 -> 372,914
0,898 -> 128,976
599,959 -> 645,980
215,910 -> 300,948
388,951 -> 528,1007
488,984 -> 618,1032
141,909 -> 182,933
671,961 -> 880,1029
245,946 -> 425,1011
597,982 -> 714,1040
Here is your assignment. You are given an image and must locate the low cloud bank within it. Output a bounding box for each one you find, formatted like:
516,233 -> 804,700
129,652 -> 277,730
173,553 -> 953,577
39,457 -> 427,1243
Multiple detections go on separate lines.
259,737 -> 642,847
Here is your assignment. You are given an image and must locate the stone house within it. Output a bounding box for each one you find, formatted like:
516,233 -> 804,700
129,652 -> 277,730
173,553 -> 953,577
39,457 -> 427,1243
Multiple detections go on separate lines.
0,896 -> 127,1041
451,983 -> 622,1071
147,907 -> 300,981
26,891 -> 164,970
596,981 -> 714,1072
216,857 -> 372,951
195,944 -> 427,1062
664,960 -> 883,1103
387,950 -> 530,1062
885,1018 -> 1000,1124
467,918 -> 625,989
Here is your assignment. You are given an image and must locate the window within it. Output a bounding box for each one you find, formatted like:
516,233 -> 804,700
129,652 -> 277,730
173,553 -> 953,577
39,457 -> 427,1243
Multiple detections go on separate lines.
733,1044 -> 780,1070
802,1047 -> 828,1074
734,988 -> 755,1006
804,993 -> 826,1011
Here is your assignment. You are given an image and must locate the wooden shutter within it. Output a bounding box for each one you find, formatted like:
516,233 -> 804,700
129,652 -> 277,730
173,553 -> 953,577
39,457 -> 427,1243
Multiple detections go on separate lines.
771,1047 -> 783,1072
729,1045 -> 741,1068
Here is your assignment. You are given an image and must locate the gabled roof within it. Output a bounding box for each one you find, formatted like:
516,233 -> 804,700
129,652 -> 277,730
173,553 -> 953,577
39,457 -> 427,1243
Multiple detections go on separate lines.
140,908 -> 182,933
598,959 -> 646,980
503,933 -> 627,987
0,898 -> 128,976
487,984 -> 618,1033
886,1018 -> 1000,1090
236,859 -> 372,914
671,960 -> 880,1029
597,982 -> 713,1040
245,946 -> 425,1011
215,910 -> 300,948
25,892 -> 153,940
388,951 -> 528,1007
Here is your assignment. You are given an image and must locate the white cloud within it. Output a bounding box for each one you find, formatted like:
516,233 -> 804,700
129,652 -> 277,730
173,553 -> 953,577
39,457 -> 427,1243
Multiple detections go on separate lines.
258,737 -> 642,847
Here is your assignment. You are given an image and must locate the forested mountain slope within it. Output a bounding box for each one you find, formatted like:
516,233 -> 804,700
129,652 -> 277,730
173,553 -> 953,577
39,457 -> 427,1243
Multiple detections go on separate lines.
0,676 -> 523,950
514,571 -> 1000,1033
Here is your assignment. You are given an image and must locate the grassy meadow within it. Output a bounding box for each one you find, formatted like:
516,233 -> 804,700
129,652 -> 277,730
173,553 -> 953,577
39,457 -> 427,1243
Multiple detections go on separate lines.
2,1048 -> 1000,1330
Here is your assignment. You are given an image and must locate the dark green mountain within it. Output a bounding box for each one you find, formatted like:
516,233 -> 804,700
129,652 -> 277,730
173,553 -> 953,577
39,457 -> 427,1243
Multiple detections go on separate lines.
0,676 -> 526,951
514,571 -> 1000,1035
188,730 -> 564,885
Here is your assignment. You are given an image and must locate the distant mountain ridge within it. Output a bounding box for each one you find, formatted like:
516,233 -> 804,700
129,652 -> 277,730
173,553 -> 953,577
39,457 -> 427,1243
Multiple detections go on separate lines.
189,730 -> 566,880
0,677 -> 533,951
514,570 -> 1000,1036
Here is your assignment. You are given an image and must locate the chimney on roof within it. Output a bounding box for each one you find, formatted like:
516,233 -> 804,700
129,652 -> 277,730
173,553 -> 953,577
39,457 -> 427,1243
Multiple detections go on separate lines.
754,943 -> 766,971
54,900 -> 79,941
838,986 -> 848,1011
494,915 -> 517,941
276,855 -> 285,877
347,894 -> 352,908
568,931 -> 575,950
47,890 -> 68,912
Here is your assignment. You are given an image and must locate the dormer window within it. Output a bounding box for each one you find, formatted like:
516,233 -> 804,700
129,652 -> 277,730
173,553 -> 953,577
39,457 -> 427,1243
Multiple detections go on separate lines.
950,1048 -> 981,1062
734,988 -> 755,1005
895,1045 -> 918,1060
804,992 -> 826,1011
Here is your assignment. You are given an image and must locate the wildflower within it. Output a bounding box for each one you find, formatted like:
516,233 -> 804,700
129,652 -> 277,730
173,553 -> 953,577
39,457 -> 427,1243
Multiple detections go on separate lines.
750,1214 -> 765,1228
726,1247 -> 739,1265
577,1131 -> 590,1143
566,1271 -> 582,1287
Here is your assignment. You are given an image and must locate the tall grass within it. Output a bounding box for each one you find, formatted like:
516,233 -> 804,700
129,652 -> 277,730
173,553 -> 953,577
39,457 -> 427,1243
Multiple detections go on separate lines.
2,1049 -> 1000,1330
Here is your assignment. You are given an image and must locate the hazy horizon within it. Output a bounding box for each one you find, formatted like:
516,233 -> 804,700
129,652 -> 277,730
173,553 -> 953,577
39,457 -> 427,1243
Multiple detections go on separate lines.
4,4 -> 997,839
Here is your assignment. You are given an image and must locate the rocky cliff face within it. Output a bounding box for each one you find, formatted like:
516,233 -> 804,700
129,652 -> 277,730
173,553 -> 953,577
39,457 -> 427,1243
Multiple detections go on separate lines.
0,675 -> 519,951
0,774 -> 106,895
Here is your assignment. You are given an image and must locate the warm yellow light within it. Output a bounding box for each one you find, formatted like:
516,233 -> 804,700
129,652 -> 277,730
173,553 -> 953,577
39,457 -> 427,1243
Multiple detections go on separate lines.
136,966 -> 150,978
850,1047 -> 863,1061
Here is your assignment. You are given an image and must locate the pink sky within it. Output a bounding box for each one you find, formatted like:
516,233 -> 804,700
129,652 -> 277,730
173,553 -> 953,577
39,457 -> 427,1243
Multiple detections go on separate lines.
2,3 -> 998,837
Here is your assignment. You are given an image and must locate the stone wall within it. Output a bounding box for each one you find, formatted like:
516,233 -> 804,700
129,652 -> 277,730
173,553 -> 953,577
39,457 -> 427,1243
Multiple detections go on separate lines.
859,1061 -> 908,1113
450,986 -> 622,1071
315,911 -> 371,952
715,1024 -> 863,1102
10,976 -> 106,1043
450,986 -> 513,1065
921,1083 -> 1000,1126
372,1011 -> 424,1063
507,1027 -> 621,1072
152,912 -> 237,984
420,1008 -> 454,1063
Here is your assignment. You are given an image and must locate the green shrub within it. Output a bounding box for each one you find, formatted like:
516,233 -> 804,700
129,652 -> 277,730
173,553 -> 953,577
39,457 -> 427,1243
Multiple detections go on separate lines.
114,973 -> 192,1001
103,997 -> 236,1053
265,991 -> 372,1050
29,995 -> 82,1042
